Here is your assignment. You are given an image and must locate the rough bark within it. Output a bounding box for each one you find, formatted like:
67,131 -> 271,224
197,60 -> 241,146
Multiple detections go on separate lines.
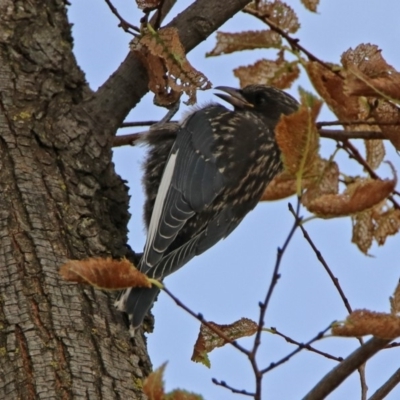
0,0 -> 250,399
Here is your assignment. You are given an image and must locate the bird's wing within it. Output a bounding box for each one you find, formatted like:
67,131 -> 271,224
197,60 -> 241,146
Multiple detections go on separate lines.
140,106 -> 227,273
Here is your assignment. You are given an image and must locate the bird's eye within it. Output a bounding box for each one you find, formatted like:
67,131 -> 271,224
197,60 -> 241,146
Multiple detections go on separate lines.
254,92 -> 268,106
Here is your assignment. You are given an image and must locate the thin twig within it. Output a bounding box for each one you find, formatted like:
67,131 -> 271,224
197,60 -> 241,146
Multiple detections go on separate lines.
269,326 -> 343,362
320,129 -> 384,140
243,7 -> 332,72
211,379 -> 255,397
288,203 -> 353,314
317,120 -> 399,128
249,199 -> 301,400
104,0 -> 140,34
368,367 -> 400,400
114,132 -> 143,147
162,286 -> 250,356
261,325 -> 332,374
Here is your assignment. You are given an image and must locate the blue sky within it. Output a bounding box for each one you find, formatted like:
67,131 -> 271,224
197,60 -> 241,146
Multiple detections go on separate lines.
69,1 -> 400,398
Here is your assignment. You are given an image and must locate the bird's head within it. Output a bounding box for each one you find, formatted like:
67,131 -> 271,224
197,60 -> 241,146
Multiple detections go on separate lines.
214,84 -> 299,121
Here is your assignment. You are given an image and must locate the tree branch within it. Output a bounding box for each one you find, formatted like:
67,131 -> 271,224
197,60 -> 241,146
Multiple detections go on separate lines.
87,0 -> 252,134
368,367 -> 400,400
302,337 -> 391,400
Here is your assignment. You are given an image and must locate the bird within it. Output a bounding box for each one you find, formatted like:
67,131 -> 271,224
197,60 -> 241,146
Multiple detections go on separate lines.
115,85 -> 299,335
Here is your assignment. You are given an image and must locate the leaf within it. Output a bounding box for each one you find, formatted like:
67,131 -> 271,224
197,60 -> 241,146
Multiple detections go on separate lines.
275,89 -> 321,193
332,309 -> 400,339
365,139 -> 385,170
234,58 -> 300,89
305,61 -> 360,121
143,363 -> 166,400
373,207 -> 400,246
131,27 -> 212,105
143,364 -> 204,400
191,318 -> 258,367
370,99 -> 400,151
351,209 -> 374,254
306,178 -> 396,219
301,0 -> 319,12
59,258 -> 152,290
390,281 -> 400,316
342,43 -> 400,101
246,1 -> 300,34
136,0 -> 161,10
206,30 -> 281,57
302,158 -> 339,207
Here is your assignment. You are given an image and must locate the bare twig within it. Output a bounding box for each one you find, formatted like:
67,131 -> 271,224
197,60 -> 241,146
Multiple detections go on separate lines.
104,0 -> 140,34
317,120 -> 399,128
320,129 -> 384,141
368,367 -> 400,400
302,337 -> 391,400
261,325 -> 332,374
114,132 -> 143,147
249,199 -> 301,400
162,286 -> 250,356
288,203 -> 353,314
211,379 -> 255,397
243,7 -> 332,72
269,326 -> 343,362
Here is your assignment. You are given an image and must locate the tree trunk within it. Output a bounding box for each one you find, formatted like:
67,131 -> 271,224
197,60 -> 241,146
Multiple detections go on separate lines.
0,1 -> 150,399
0,0 -> 251,398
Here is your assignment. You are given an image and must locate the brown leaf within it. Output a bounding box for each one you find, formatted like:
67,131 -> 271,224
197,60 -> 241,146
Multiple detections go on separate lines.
60,258 -> 151,290
143,363 -> 165,400
302,158 -> 339,207
275,90 -> 321,189
305,61 -> 360,122
351,209 -> 374,254
234,58 -> 300,89
301,0 -> 319,12
332,309 -> 400,339
370,100 -> 400,151
342,44 -> 400,101
390,281 -> 400,316
365,139 -> 385,170
307,178 -> 396,218
246,1 -> 300,34
373,207 -> 400,246
206,30 -> 281,57
191,318 -> 258,367
261,171 -> 305,201
131,27 -> 212,105
136,0 -> 161,11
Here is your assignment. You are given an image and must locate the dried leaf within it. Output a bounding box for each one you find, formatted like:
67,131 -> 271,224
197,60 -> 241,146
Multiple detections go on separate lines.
191,318 -> 258,367
365,139 -> 385,170
301,0 -> 319,12
370,100 -> 400,151
306,61 -> 360,122
261,171 -> 306,200
342,44 -> 400,101
143,364 -> 204,400
351,209 -> 374,254
136,0 -> 161,10
332,309 -> 400,339
307,178 -> 396,218
60,258 -> 151,290
373,207 -> 400,246
131,27 -> 212,105
206,30 -> 281,57
275,89 -> 321,192
390,281 -> 400,316
246,1 -> 300,34
302,158 -> 339,207
234,58 -> 300,89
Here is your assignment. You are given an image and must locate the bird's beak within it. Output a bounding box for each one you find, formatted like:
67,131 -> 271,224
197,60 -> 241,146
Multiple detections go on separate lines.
214,86 -> 254,109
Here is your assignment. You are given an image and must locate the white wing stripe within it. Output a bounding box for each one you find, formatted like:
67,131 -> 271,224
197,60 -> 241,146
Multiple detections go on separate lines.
143,149 -> 179,267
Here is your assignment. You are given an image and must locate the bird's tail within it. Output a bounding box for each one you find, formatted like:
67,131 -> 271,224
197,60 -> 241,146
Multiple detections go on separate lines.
115,286 -> 160,336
